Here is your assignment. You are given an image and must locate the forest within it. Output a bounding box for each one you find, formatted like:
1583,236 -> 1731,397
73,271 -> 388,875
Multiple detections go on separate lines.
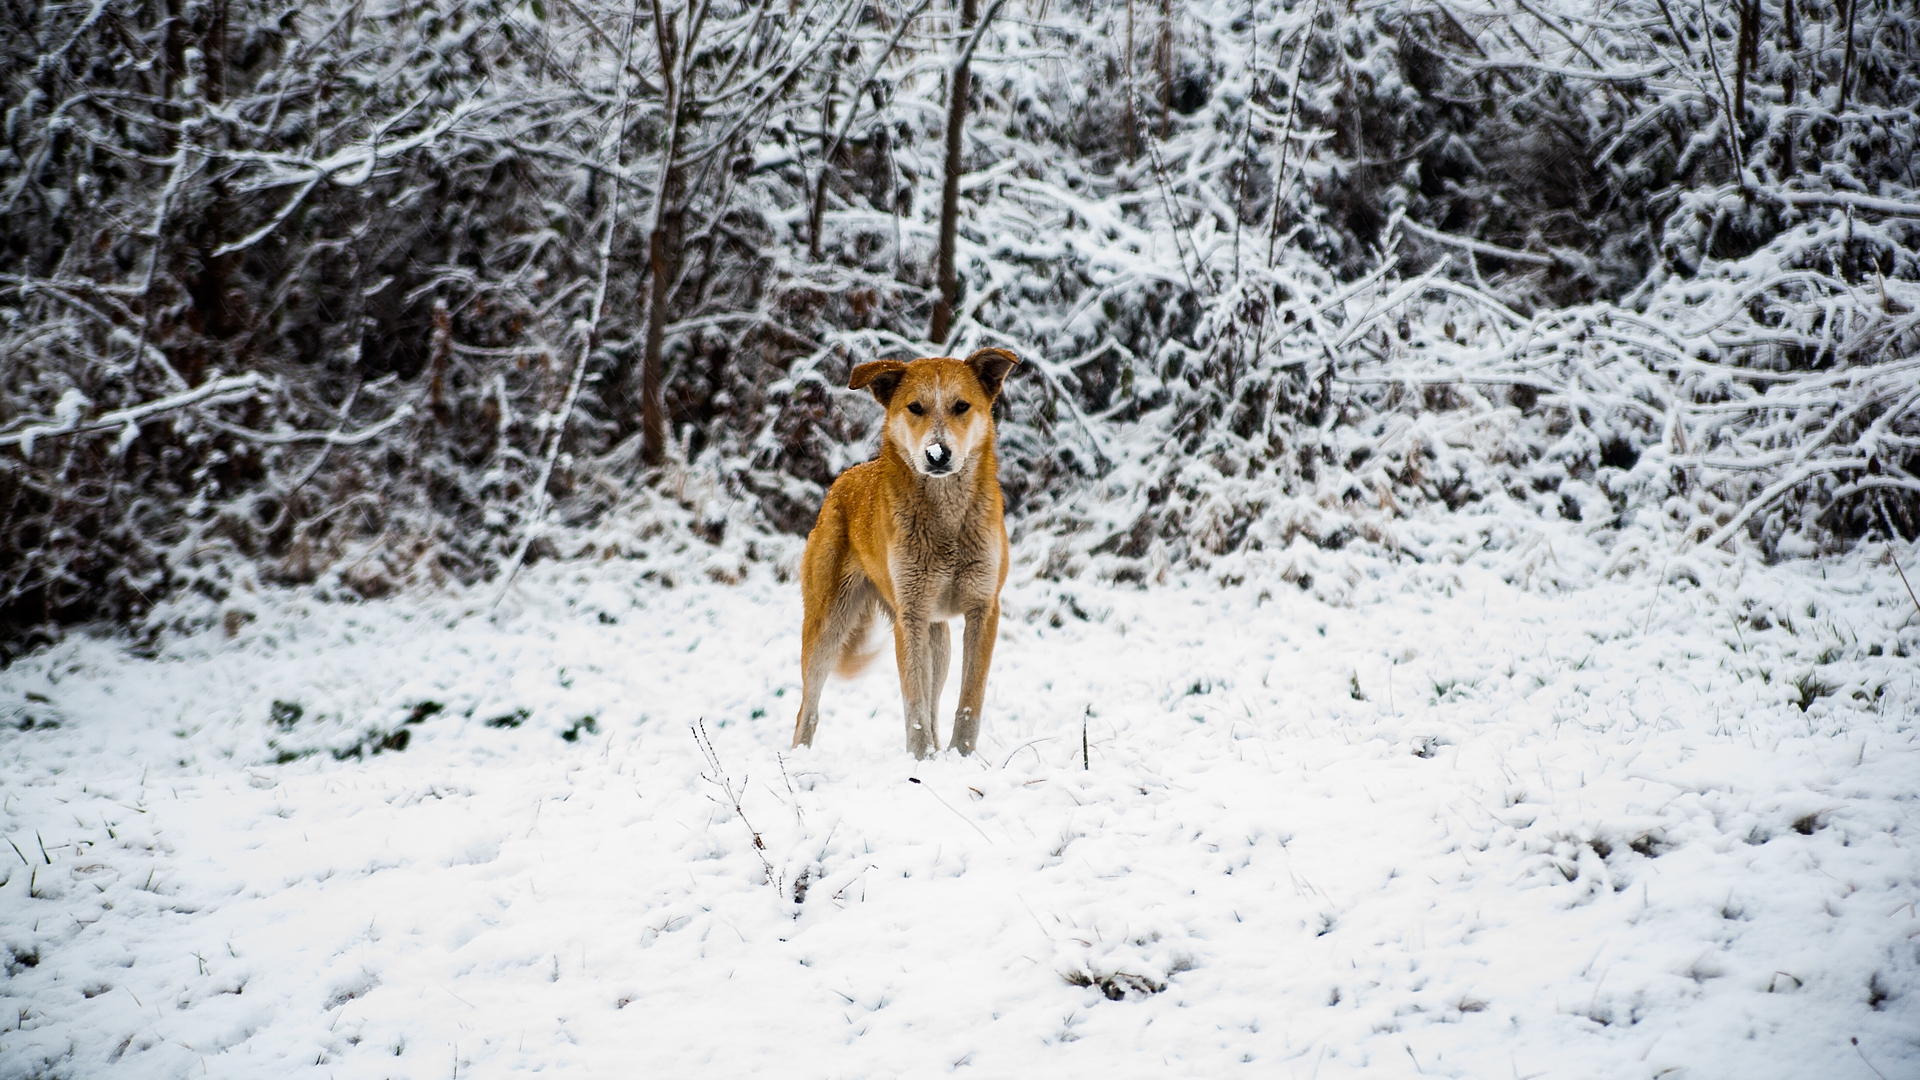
2,0 -> 1915,647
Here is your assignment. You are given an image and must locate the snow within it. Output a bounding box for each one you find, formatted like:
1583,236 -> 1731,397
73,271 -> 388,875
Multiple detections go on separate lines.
4,528 -> 1919,1078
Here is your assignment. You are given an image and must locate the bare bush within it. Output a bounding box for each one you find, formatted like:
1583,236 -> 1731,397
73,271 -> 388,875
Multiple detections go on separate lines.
2,0 -> 1914,648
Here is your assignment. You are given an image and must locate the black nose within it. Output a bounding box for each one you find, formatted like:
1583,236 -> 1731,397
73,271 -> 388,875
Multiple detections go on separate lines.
925,444 -> 953,473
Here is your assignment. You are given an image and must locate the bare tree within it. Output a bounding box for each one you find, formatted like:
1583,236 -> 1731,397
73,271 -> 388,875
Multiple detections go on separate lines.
626,0 -> 859,465
929,0 -> 1004,346
4,0 -> 1916,647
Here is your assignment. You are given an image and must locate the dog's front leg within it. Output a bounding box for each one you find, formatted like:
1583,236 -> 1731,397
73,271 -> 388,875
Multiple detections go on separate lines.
950,599 -> 999,756
928,620 -> 952,715
893,613 -> 938,759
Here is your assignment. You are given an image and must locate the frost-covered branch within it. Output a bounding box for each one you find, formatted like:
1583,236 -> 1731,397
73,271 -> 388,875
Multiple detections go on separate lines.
1,374 -> 269,455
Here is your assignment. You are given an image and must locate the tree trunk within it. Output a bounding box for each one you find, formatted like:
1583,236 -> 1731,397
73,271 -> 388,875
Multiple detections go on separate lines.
206,0 -> 227,105
808,67 -> 839,262
928,0 -> 979,347
194,0 -> 236,343
640,5 -> 685,467
1125,0 -> 1137,162
1836,0 -> 1857,117
161,0 -> 186,153
1157,0 -> 1172,139
1733,0 -> 1757,128
641,194 -> 682,467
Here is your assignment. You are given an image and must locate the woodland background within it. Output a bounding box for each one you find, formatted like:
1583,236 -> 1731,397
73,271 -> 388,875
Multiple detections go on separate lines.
2,0 -> 1917,649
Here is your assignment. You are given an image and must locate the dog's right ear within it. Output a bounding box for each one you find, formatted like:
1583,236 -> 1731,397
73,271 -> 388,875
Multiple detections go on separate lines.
849,359 -> 910,406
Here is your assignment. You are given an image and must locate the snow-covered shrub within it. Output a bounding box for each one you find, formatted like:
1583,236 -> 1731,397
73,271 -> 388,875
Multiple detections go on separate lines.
0,0 -> 857,645
3,0 -> 1915,646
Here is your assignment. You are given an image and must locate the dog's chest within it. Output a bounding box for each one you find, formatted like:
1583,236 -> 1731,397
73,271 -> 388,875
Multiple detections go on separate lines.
891,507 -> 998,616
898,559 -> 994,619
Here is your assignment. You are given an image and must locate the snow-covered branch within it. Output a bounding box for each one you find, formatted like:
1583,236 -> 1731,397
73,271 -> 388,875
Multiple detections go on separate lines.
1,374 -> 270,456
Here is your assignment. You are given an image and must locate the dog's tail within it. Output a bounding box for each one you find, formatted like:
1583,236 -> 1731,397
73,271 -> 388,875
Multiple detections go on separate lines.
833,604 -> 888,678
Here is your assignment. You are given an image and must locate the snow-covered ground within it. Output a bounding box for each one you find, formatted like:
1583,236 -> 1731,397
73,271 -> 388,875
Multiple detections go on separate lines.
4,526 -> 1918,1079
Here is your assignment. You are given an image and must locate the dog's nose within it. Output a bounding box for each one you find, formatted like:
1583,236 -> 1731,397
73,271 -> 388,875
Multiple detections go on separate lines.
924,443 -> 952,474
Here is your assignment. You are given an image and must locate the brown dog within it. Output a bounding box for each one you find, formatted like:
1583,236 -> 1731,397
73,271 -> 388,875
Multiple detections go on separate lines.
792,347 -> 1020,758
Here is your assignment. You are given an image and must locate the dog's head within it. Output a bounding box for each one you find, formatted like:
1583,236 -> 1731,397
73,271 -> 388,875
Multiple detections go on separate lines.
848,348 -> 1019,478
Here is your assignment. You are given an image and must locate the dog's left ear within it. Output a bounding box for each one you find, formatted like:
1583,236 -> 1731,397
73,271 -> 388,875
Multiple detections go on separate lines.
849,359 -> 910,406
963,348 -> 1020,399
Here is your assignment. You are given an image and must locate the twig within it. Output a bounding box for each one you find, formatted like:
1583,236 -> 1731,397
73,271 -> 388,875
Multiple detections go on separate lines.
202,404 -> 413,446
1877,498 -> 1920,620
1401,218 -> 1556,268
777,752 -> 805,827
907,777 -> 994,843
997,735 -> 1061,769
807,0 -> 936,255
693,719 -> 775,882
1852,1038 -> 1889,1080
1264,0 -> 1319,269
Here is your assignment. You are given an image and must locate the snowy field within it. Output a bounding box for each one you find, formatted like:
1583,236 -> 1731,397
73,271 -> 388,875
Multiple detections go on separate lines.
3,526 -> 1919,1079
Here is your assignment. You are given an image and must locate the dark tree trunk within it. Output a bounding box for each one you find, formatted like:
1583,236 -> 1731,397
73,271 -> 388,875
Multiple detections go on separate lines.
161,0 -> 186,152
1733,0 -> 1749,126
1157,0 -> 1172,139
1125,0 -> 1137,161
1836,0 -> 1857,117
640,7 -> 685,468
928,0 -> 979,347
808,66 -> 839,262
206,0 -> 227,105
641,200 -> 680,466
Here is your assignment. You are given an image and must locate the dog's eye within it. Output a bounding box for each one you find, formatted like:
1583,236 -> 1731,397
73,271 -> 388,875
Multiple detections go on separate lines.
907,402 -> 924,416
952,400 -> 971,415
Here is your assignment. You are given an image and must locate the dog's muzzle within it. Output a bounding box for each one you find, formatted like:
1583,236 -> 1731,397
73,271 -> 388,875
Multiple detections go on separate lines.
923,442 -> 954,475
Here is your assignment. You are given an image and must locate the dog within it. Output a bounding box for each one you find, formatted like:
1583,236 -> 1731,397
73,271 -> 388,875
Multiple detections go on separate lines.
792,347 -> 1020,758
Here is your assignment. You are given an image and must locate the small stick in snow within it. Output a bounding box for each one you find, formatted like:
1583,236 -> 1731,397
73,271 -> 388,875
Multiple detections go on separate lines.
693,719 -> 774,883
1852,1037 -> 1889,1080
777,752 -> 805,827
1877,499 -> 1920,620
997,735 -> 1060,769
908,778 -> 994,844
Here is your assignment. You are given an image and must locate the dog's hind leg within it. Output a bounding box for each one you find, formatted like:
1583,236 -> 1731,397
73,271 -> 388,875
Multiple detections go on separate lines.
949,599 -> 1000,756
793,601 -> 834,749
794,574 -> 871,747
795,492 -> 882,747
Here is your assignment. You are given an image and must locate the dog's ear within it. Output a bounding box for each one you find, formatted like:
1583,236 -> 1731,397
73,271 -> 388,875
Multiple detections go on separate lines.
849,359 -> 910,406
963,347 -> 1020,399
